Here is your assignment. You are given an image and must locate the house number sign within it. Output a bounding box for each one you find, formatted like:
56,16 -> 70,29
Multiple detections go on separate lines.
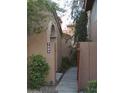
47,42 -> 51,54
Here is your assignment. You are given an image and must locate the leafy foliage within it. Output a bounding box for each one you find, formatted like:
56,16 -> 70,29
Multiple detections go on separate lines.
58,57 -> 71,73
27,55 -> 49,89
71,0 -> 84,20
27,0 -> 65,33
74,11 -> 88,42
85,80 -> 97,93
70,47 -> 77,66
71,0 -> 88,43
27,0 -> 44,33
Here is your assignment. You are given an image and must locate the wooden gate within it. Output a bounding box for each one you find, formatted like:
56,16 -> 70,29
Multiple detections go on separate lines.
77,43 -> 80,93
77,42 -> 97,91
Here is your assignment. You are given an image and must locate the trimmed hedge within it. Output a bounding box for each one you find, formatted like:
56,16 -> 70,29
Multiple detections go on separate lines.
86,80 -> 97,93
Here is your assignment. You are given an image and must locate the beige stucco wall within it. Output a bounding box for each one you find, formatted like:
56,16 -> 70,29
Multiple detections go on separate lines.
27,31 -> 56,83
56,31 -> 62,70
27,12 -> 62,84
27,31 -> 47,58
46,42 -> 56,84
46,19 -> 62,83
48,17 -> 62,72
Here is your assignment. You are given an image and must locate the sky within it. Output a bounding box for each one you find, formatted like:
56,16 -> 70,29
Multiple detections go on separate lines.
51,0 -> 73,30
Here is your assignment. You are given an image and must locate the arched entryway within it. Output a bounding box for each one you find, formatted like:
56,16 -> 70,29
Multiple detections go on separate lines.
50,25 -> 56,42
50,24 -> 57,72
46,22 -> 58,85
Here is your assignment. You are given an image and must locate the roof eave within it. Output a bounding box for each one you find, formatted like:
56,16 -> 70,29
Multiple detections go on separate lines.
85,0 -> 95,11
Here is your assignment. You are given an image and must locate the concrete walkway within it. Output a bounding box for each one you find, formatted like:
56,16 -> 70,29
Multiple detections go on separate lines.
56,67 -> 78,93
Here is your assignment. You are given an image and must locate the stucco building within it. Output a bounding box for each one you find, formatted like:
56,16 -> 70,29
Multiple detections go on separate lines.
27,10 -> 62,85
62,24 -> 75,47
66,24 -> 75,36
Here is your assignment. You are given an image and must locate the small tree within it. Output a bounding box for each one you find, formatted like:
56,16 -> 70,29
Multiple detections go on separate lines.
74,11 -> 88,43
27,0 -> 65,33
71,0 -> 84,20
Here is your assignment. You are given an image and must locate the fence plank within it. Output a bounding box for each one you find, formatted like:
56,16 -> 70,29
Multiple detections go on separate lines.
78,42 -> 90,90
78,42 -> 97,90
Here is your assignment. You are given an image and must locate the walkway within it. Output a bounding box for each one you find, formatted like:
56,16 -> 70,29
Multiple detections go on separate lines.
56,67 -> 78,93
27,86 -> 57,93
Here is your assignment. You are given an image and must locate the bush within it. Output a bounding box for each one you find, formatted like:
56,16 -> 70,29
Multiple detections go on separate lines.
70,48 -> 77,66
27,55 -> 49,89
58,57 -> 71,73
85,80 -> 97,93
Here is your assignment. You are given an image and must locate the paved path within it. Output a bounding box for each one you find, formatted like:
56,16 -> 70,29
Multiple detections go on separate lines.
27,86 -> 57,93
56,67 -> 78,93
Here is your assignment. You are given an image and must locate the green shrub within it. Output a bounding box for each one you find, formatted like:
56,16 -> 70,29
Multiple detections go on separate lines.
58,57 -> 71,73
70,48 -> 77,66
27,55 -> 49,89
86,80 -> 97,93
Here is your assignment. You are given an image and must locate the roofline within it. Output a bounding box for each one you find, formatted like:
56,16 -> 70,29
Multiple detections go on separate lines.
52,10 -> 63,35
84,0 -> 95,11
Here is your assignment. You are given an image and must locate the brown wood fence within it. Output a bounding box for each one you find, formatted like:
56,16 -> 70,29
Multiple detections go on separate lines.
77,42 -> 97,90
